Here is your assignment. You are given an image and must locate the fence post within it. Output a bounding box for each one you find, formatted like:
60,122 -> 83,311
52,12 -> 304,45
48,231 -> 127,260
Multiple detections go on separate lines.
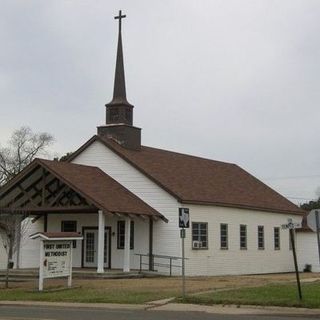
151,254 -> 154,271
139,254 -> 142,272
169,258 -> 172,276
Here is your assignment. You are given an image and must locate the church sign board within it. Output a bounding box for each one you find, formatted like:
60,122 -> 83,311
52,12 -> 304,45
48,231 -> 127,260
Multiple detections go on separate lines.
30,232 -> 83,291
43,241 -> 71,279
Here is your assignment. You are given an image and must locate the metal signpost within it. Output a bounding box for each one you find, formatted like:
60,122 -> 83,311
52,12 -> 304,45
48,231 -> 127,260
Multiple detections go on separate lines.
281,218 -> 302,300
179,207 -> 189,298
306,209 -> 320,265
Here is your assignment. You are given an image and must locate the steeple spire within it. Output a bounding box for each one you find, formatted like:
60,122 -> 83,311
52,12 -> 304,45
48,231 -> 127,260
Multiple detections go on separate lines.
98,10 -> 141,150
105,10 -> 133,126
113,10 -> 127,103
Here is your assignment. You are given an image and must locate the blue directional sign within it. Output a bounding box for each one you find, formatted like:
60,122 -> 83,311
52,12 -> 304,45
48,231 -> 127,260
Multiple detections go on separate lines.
179,208 -> 190,228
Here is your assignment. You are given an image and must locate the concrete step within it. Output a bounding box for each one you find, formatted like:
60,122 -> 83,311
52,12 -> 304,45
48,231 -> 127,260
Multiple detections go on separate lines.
0,269 -> 159,280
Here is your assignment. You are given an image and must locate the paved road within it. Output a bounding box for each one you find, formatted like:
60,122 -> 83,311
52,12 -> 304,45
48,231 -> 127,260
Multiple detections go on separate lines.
0,305 -> 319,320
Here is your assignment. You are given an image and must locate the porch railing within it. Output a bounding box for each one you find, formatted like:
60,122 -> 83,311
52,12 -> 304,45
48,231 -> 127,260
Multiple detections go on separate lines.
135,253 -> 186,276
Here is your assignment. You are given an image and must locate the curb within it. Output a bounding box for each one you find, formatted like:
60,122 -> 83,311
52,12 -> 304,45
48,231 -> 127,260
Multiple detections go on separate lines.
1,300 -> 320,315
0,300 -> 146,310
153,303 -> 320,315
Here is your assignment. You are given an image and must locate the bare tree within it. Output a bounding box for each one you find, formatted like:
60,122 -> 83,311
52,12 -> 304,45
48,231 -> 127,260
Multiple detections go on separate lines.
0,126 -> 54,186
0,127 -> 53,286
0,211 -> 29,288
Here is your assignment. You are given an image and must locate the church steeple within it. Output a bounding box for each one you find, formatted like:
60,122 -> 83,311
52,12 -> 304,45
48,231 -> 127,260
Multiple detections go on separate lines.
112,10 -> 128,103
98,10 -> 141,150
105,10 -> 133,126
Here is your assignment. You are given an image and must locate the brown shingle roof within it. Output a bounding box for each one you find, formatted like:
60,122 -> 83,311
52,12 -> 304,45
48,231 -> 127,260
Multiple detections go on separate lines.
38,159 -> 165,220
69,135 -> 303,215
0,158 -> 165,221
30,232 -> 83,239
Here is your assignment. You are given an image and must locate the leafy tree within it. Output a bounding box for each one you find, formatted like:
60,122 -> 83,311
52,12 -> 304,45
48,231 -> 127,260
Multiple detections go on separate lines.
300,197 -> 320,211
54,152 -> 74,162
0,126 -> 54,186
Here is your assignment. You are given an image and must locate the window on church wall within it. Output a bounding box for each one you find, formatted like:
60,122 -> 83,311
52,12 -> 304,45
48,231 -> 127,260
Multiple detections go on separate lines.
220,224 -> 228,249
192,222 -> 208,249
240,224 -> 247,250
117,220 -> 134,249
274,227 -> 280,250
61,220 -> 77,248
257,225 -> 264,250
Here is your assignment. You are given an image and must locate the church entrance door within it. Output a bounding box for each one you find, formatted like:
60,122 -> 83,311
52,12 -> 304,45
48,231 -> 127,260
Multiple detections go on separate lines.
83,227 -> 110,268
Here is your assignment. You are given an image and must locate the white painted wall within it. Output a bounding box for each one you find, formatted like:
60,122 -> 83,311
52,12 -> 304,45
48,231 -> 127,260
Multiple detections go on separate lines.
297,232 -> 320,273
71,140 -> 181,261
184,205 -> 302,276
19,217 -> 44,268
0,231 -> 8,270
0,217 -> 43,270
46,213 -> 149,270
71,140 -> 303,276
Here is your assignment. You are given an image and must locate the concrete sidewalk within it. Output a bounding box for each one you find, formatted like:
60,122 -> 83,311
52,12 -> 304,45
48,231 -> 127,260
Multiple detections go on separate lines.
1,300 -> 320,316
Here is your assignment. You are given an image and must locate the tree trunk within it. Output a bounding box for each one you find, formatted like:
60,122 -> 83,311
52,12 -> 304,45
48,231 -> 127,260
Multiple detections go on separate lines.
5,238 -> 13,289
5,252 -> 10,289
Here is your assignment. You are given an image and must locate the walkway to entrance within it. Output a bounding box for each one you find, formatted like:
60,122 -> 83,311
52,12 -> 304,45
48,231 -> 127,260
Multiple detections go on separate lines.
0,268 -> 158,282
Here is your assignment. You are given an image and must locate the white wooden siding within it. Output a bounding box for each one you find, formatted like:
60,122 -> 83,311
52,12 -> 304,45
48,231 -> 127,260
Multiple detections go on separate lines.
0,231 -> 7,270
46,213 -> 149,269
71,140 -> 181,260
71,140 -> 304,276
19,217 -> 44,268
184,205 -> 302,275
297,232 -> 320,273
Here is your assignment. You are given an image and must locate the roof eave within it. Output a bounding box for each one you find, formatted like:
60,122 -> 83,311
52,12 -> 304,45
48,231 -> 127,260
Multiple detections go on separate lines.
67,135 -> 303,217
179,199 -> 305,216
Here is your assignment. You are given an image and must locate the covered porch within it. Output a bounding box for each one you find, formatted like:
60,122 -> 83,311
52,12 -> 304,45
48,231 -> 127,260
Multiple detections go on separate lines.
0,158 -> 167,273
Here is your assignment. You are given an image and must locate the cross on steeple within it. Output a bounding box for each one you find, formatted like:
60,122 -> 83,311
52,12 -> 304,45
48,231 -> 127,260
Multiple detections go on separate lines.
114,10 -> 126,32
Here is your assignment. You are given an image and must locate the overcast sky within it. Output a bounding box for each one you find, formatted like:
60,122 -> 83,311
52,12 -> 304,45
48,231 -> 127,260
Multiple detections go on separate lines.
1,0 -> 320,204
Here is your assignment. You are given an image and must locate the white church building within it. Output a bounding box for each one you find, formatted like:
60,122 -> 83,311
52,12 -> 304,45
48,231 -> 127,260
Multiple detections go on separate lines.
1,11 -> 314,276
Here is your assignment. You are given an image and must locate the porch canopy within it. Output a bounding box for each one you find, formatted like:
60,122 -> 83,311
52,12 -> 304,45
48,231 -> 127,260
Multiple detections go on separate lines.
0,158 -> 166,221
0,158 -> 167,273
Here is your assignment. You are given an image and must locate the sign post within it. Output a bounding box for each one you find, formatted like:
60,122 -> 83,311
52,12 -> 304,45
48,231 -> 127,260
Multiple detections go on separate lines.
179,208 -> 189,298
306,209 -> 320,265
281,218 -> 302,300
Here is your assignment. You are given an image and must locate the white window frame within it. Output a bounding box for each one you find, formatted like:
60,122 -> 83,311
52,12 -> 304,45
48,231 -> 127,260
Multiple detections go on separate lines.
274,227 -> 280,250
258,225 -> 264,250
192,222 -> 208,249
240,224 -> 247,250
220,223 -> 228,250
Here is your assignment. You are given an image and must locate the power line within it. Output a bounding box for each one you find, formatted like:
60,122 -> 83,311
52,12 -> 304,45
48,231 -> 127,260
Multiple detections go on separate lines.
285,196 -> 318,201
263,174 -> 320,181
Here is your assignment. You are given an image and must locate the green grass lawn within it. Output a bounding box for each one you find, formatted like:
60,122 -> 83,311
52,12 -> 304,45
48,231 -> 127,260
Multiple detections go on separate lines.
1,279 -> 319,307
180,282 -> 320,309
0,287 -> 173,304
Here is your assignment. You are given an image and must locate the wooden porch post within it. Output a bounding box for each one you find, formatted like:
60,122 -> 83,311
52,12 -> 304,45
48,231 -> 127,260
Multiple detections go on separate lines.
97,210 -> 105,273
123,216 -> 131,272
